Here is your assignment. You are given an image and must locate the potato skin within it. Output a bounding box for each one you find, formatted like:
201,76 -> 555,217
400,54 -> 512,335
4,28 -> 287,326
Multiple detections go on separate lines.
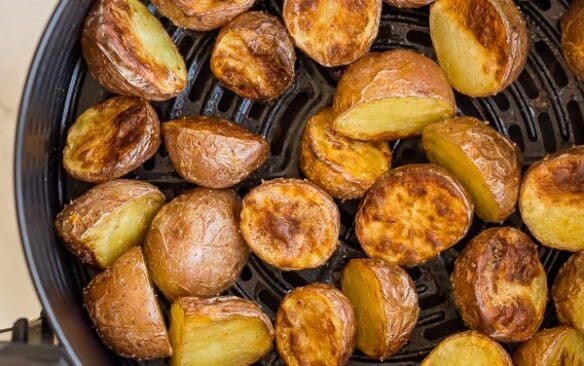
384,0 -> 434,8
562,0 -> 584,80
513,326 -> 584,366
553,252 -> 584,333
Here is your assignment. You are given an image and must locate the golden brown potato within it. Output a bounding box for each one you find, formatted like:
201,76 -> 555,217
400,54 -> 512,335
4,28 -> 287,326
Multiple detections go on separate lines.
429,0 -> 528,97
211,11 -> 296,101
384,0 -> 434,8
332,49 -> 456,141
553,252 -> 584,334
83,247 -> 172,360
519,146 -> 584,251
81,0 -> 187,100
169,296 -> 274,366
299,107 -> 391,200
55,179 -> 165,269
143,188 -> 249,300
282,0 -> 381,67
422,117 -> 522,223
162,116 -> 269,189
451,227 -> 547,342
341,258 -> 419,360
355,164 -> 473,266
562,0 -> 584,80
513,326 -> 584,366
276,283 -> 355,366
240,178 -> 340,270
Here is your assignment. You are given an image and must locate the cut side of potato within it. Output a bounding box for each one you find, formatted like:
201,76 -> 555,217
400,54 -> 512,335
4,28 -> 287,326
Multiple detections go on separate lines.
553,252 -> 584,333
561,0 -> 584,80
513,326 -> 584,366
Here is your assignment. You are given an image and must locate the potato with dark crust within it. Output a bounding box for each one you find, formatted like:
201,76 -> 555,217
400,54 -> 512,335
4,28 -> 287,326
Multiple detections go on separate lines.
211,11 -> 296,101
553,252 -> 584,334
341,259 -> 419,360
163,116 -> 269,189
55,179 -> 165,269
422,117 -> 522,223
451,227 -> 547,342
513,326 -> 584,366
240,178 -> 340,270
83,247 -> 172,360
562,0 -> 584,80
144,188 -> 249,300
384,0 -> 434,9
276,283 -> 355,366
356,164 -> 473,266
169,296 -> 274,366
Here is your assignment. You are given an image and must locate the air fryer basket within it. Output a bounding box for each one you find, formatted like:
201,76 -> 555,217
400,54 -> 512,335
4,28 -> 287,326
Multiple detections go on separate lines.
15,0 -> 584,365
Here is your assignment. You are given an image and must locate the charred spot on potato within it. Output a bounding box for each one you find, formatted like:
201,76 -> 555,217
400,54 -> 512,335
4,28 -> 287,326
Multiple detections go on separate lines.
561,0 -> 584,80
553,252 -> 584,333
513,326 -> 584,366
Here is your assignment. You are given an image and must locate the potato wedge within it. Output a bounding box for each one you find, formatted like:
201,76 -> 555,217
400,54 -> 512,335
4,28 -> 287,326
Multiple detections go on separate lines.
562,0 -> 584,80
211,11 -> 296,101
356,164 -> 473,266
513,326 -> 584,366
451,227 -> 547,342
169,297 -> 274,366
83,247 -> 171,359
276,283 -> 355,366
422,117 -> 521,223
240,178 -> 340,270
384,0 -> 434,8
81,0 -> 187,101
55,179 -> 165,269
553,252 -> 584,334
162,116 -> 269,188
519,146 -> 584,251
332,49 -> 456,141
429,0 -> 528,97
144,188 -> 248,300
341,258 -> 419,360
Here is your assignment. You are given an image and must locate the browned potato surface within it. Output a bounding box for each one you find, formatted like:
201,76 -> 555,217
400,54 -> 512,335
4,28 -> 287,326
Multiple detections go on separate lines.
82,0 -> 187,100
384,0 -> 434,8
144,188 -> 249,300
83,247 -> 171,359
55,179 -> 165,269
276,283 -> 355,366
562,0 -> 584,80
356,164 -> 473,266
513,326 -> 584,366
211,11 -> 296,101
553,252 -> 584,334
240,178 -> 340,270
451,227 -> 547,342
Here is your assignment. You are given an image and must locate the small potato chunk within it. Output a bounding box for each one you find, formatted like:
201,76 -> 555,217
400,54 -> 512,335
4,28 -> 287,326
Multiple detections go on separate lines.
384,0 -> 434,8
211,12 -> 296,101
341,259 -> 419,360
276,283 -> 356,366
562,0 -> 584,80
422,117 -> 521,223
55,179 -> 165,269
300,107 -> 391,200
356,164 -> 473,266
83,247 -> 171,359
519,146 -> 584,251
332,49 -> 456,141
81,0 -> 187,100
451,227 -> 547,342
513,326 -> 584,366
144,188 -> 249,300
169,297 -> 274,366
553,252 -> 584,333
429,0 -> 528,97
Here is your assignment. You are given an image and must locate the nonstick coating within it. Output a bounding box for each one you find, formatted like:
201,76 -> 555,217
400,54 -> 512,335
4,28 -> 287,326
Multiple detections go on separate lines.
15,0 -> 584,365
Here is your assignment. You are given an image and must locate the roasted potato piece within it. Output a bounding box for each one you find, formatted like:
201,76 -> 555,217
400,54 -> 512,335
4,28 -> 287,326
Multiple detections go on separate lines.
162,116 -> 269,189
332,49 -> 456,141
422,117 -> 521,222
384,0 -> 434,8
562,0 -> 584,80
81,0 -> 187,100
356,164 -> 473,266
276,283 -> 355,366
144,188 -> 248,300
341,259 -> 419,360
513,326 -> 584,366
519,146 -> 584,251
55,179 -> 165,269
83,247 -> 172,359
451,227 -> 547,342
553,252 -> 584,333
211,12 -> 296,101
240,178 -> 340,270
429,0 -> 528,97
169,297 -> 274,366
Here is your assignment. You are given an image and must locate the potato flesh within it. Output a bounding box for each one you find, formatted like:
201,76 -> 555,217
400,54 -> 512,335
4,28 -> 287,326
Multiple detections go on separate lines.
548,331 -> 584,364
423,334 -> 510,365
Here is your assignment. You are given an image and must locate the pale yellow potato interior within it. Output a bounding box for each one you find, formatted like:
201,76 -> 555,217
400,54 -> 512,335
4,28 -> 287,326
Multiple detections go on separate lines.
214,31 -> 266,88
423,334 -> 507,365
548,330 -> 584,364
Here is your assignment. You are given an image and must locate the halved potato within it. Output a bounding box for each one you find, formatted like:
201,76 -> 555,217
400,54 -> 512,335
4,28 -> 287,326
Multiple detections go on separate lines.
384,0 -> 434,8
519,146 -> 584,251
356,164 -> 473,266
55,179 -> 165,269
513,326 -> 584,366
429,0 -> 529,97
553,252 -> 584,333
83,247 -> 172,359
276,283 -> 355,366
562,0 -> 584,80
169,297 -> 274,366
332,49 -> 456,141
422,117 -> 521,223
300,107 -> 391,200
81,0 -> 187,100
341,258 -> 419,360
